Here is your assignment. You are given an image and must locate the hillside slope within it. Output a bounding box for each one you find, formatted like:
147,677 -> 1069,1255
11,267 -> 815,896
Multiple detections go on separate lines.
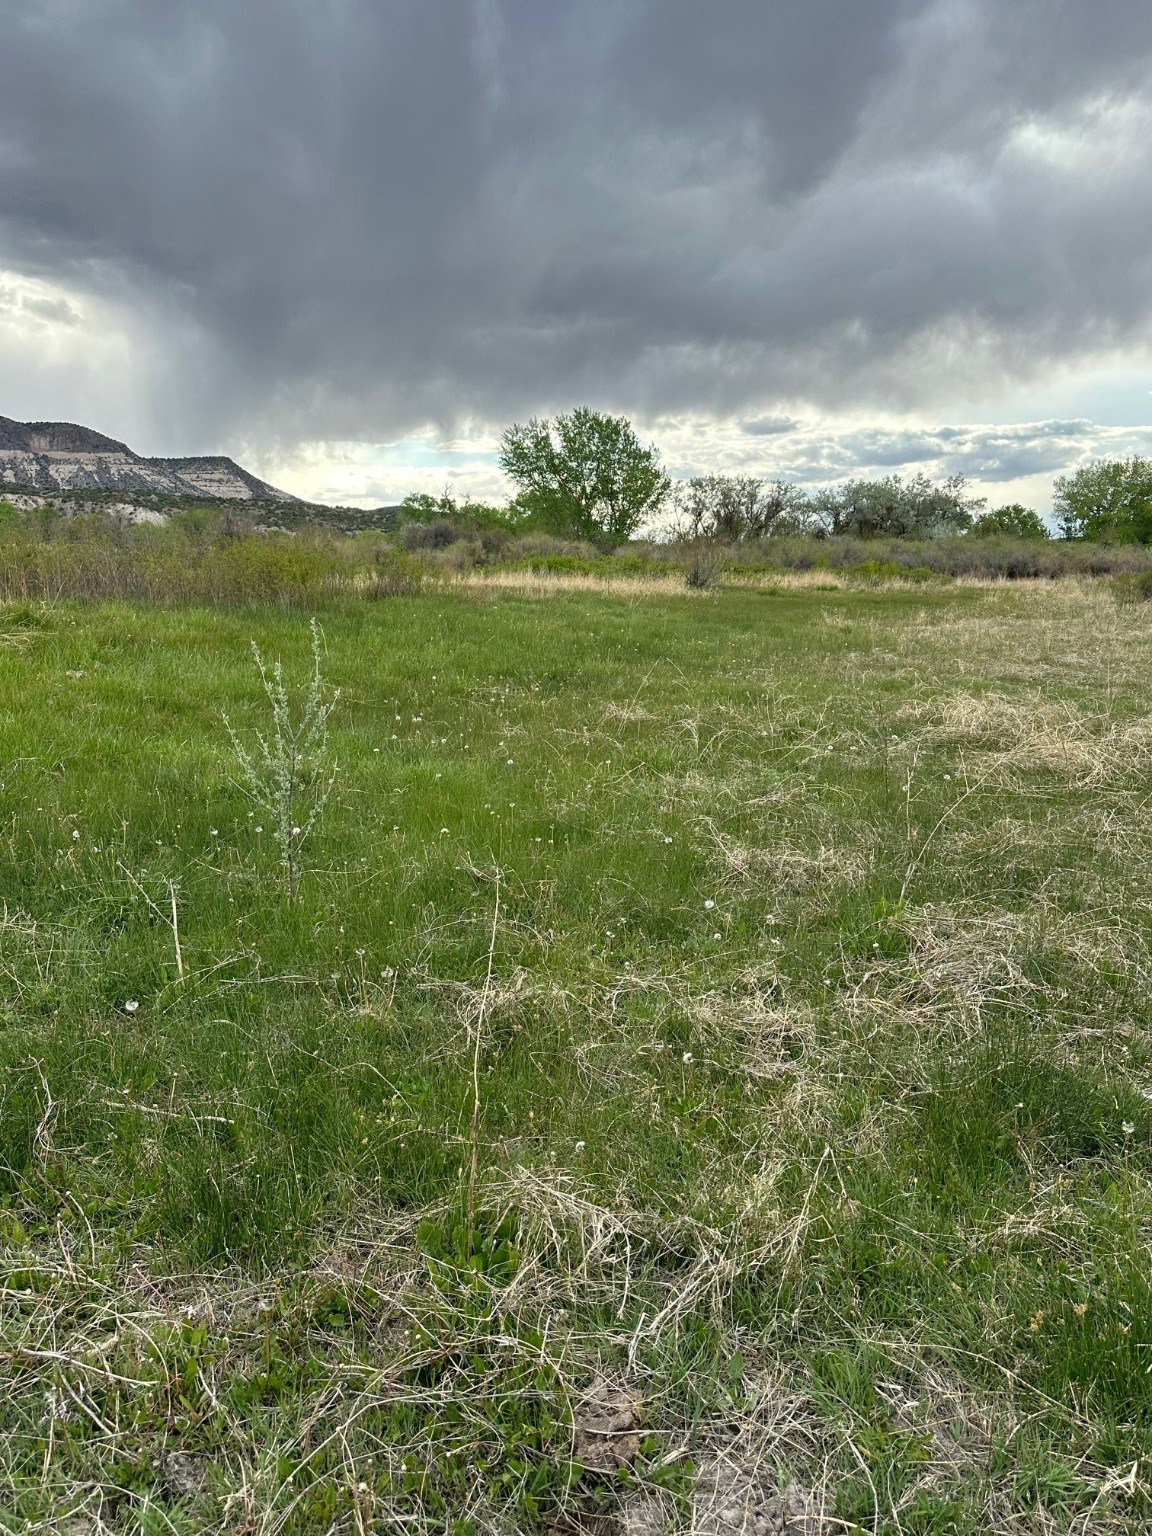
0,416 -> 294,501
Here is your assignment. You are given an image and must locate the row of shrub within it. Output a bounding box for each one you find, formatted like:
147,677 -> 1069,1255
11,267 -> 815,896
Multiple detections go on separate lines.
393,525 -> 1152,581
639,534 -> 1152,580
2,502 -> 1151,605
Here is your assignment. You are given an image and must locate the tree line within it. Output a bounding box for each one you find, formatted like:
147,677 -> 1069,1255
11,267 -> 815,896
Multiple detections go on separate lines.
399,406 -> 1152,548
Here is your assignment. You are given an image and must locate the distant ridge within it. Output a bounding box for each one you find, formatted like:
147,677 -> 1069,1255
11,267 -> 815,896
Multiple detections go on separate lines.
0,416 -> 295,501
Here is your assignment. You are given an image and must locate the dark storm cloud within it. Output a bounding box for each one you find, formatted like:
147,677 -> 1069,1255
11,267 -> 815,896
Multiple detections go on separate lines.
1,0 -> 1151,447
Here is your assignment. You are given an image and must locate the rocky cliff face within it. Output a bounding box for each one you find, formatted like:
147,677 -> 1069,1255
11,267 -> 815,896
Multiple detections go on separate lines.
0,417 -> 294,501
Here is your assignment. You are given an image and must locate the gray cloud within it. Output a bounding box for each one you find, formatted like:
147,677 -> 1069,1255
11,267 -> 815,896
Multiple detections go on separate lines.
685,418 -> 1152,496
818,423 -> 1100,481
740,415 -> 798,437
1,1 -> 1151,455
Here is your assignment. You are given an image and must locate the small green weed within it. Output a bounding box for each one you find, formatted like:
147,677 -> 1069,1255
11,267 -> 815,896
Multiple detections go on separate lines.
224,617 -> 339,901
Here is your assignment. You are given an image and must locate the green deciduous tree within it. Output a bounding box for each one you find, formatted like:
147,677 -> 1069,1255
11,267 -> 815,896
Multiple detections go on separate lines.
1053,458 -> 1152,542
499,407 -> 670,546
971,503 -> 1050,539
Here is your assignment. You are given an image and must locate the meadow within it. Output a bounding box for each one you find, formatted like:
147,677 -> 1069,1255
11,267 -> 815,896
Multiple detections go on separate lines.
1,575 -> 1151,1533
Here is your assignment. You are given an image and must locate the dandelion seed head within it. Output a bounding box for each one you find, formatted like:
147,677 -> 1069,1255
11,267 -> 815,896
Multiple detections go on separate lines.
704,899 -> 715,910
124,1000 -> 139,1014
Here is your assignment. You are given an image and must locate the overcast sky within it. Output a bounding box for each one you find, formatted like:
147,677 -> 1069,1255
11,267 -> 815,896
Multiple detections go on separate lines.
2,0 -> 1151,510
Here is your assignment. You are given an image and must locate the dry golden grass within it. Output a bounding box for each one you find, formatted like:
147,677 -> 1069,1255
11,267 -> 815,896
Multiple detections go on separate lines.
463,566 -> 1061,598
460,569 -> 700,598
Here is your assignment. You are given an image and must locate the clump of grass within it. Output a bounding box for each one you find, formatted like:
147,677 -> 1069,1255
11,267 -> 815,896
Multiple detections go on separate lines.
223,617 -> 339,901
1112,568 -> 1152,605
683,545 -> 727,589
369,545 -> 429,596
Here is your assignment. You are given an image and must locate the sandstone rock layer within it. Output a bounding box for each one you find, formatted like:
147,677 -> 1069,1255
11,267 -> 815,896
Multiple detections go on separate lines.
0,417 -> 293,501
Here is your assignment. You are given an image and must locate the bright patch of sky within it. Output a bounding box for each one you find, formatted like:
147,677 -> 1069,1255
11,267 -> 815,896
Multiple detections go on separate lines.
252,396 -> 1152,516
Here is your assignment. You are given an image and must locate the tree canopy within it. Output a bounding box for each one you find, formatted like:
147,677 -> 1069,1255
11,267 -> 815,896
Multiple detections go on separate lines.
670,471 -> 986,542
814,473 -> 983,539
1053,458 -> 1152,543
971,503 -> 1050,540
499,407 -> 671,546
676,476 -> 810,540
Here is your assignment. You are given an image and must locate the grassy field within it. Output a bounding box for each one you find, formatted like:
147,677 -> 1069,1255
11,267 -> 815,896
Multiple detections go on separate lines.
1,578 -> 1151,1533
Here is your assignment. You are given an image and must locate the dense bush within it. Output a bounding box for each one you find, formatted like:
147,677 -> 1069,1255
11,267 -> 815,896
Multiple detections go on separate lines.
397,518 -> 460,551
397,491 -> 520,532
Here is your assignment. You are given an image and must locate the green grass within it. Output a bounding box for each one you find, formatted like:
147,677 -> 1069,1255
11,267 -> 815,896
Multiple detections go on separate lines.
1,579 -> 1152,1531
